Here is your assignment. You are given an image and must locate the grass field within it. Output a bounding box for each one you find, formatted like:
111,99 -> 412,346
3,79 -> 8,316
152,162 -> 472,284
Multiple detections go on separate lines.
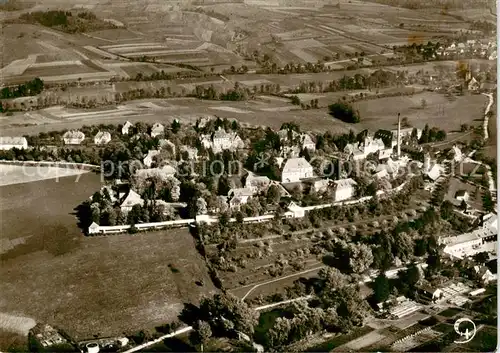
0,173 -> 215,341
353,92 -> 488,133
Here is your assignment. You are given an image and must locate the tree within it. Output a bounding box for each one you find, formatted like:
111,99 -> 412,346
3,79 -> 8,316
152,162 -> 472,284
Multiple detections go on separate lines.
347,243 -> 373,274
420,98 -> 427,109
440,200 -> 454,220
266,184 -> 281,204
473,252 -> 489,264
198,293 -> 258,336
328,102 -> 361,124
171,119 -> 181,134
191,320 -> 212,352
373,273 -> 391,303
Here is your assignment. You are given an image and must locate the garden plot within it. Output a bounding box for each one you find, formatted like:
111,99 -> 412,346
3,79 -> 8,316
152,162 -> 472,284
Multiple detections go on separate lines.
344,331 -> 386,350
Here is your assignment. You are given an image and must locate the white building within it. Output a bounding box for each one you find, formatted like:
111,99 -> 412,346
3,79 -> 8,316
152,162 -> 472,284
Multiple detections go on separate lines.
245,171 -> 271,193
333,178 -> 357,202
200,127 -> 244,153
0,136 -> 28,150
143,150 -> 160,168
281,157 -> 314,183
122,121 -> 133,135
228,188 -> 254,209
120,189 -> 144,213
94,131 -> 111,145
344,136 -> 385,160
301,134 -> 316,151
63,130 -> 85,145
455,190 -> 469,202
151,123 -> 165,138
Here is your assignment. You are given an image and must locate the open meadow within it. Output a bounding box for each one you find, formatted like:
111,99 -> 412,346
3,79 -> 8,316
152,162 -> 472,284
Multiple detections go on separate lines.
0,172 -> 216,341
352,92 -> 489,133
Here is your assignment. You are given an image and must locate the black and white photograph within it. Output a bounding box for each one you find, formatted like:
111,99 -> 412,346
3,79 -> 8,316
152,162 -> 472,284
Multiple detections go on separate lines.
0,0 -> 498,352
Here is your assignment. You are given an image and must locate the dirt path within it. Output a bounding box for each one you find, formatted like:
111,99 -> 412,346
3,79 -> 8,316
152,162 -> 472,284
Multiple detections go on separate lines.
481,93 -> 494,141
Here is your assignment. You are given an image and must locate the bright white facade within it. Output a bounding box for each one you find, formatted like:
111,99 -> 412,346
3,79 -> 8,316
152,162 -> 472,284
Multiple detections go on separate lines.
143,150 -> 160,168
63,130 -> 85,145
0,136 -> 28,150
122,121 -> 133,135
151,123 -> 165,137
120,190 -> 144,213
94,131 -> 111,145
281,157 -> 314,183
333,178 -> 357,202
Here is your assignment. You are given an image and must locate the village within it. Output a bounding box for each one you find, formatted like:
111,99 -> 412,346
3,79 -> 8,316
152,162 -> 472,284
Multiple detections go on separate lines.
0,105 -> 496,352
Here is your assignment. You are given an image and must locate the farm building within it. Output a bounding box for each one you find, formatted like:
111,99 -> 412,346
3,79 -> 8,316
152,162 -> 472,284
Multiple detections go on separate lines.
63,130 -> 85,145
122,121 -> 133,135
30,324 -> 68,348
151,123 -> 165,137
120,189 -> 144,213
0,136 -> 28,150
440,232 -> 483,259
417,285 -> 443,303
94,131 -> 111,145
333,178 -> 357,202
143,150 -> 160,168
281,157 -> 314,183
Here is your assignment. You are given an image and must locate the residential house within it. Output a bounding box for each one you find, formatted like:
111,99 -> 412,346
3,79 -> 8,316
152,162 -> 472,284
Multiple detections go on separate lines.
143,150 -> 160,168
122,121 -> 133,135
120,189 -> 144,213
213,127 -> 244,153
200,127 -> 244,153
244,171 -> 271,193
63,130 -> 85,145
286,201 -> 305,218
488,50 -> 497,60
0,136 -> 28,150
281,157 -> 314,183
455,190 -> 469,202
228,188 -> 254,209
301,134 -> 316,151
94,131 -> 111,145
151,123 -> 164,137
333,178 -> 357,202
474,265 -> 497,284
467,77 -> 480,91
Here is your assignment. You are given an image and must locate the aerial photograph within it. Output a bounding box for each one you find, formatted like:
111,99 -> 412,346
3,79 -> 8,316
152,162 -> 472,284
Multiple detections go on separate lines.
0,0 -> 497,352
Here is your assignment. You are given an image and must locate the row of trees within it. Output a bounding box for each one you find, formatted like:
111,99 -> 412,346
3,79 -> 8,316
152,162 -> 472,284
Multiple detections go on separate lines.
0,78 -> 44,99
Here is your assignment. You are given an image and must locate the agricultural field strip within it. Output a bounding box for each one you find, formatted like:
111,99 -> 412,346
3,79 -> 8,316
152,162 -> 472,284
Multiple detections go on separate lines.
40,72 -> 116,83
28,61 -> 84,68
0,313 -> 36,335
100,43 -> 173,49
83,46 -> 120,60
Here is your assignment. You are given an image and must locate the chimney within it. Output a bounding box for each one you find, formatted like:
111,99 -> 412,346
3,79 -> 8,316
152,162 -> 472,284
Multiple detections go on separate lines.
397,113 -> 401,158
